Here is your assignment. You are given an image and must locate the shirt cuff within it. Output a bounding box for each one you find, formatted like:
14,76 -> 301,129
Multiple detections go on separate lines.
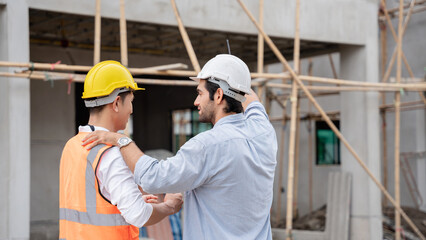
134,154 -> 158,185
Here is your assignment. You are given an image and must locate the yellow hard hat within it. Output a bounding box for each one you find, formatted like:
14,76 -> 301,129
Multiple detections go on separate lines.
82,60 -> 144,100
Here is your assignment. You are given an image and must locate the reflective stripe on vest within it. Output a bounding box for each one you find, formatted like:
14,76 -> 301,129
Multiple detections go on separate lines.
59,144 -> 129,226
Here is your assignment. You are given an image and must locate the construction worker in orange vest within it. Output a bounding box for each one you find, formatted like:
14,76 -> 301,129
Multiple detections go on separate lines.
59,60 -> 183,240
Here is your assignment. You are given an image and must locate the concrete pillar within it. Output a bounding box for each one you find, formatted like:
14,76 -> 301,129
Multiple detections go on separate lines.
339,2 -> 382,239
0,0 -> 30,239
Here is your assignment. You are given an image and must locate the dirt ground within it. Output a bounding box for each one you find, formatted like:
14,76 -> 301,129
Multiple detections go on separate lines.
272,205 -> 426,240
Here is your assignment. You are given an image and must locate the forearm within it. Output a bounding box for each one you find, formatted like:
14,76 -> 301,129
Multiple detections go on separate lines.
120,142 -> 144,173
144,202 -> 175,226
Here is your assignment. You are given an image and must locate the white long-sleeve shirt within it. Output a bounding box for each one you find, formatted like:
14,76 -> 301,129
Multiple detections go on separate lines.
79,125 -> 153,228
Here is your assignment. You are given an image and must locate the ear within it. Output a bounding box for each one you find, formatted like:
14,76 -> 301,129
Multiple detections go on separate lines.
112,96 -> 120,112
215,88 -> 224,104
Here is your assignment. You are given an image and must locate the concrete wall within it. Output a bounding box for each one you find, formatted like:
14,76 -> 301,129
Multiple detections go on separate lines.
0,0 -> 30,239
28,0 -> 368,45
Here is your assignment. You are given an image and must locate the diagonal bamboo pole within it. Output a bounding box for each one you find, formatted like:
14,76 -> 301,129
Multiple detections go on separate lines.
236,0 -> 425,239
328,54 -> 338,80
93,0 -> 101,64
170,0 -> 201,72
119,0 -> 128,66
285,0 -> 300,238
381,0 -> 426,104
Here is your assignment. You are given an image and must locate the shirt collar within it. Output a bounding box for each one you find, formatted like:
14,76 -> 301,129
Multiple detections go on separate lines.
78,125 -> 110,133
213,113 -> 244,128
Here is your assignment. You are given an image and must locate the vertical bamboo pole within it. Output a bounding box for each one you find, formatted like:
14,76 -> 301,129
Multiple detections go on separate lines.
275,105 -> 286,225
293,100 -> 301,219
285,82 -> 298,240
307,58 -> 313,213
395,0 -> 404,238
285,0 -> 300,238
170,0 -> 201,72
119,0 -> 128,66
94,0 -> 101,65
257,0 -> 265,104
380,15 -> 389,208
236,1 -> 425,238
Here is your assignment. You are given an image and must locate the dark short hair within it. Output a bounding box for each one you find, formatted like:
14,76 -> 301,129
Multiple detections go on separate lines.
205,80 -> 243,114
87,91 -> 131,114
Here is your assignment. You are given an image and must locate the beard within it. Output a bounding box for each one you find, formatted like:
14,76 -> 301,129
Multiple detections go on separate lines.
198,101 -> 215,123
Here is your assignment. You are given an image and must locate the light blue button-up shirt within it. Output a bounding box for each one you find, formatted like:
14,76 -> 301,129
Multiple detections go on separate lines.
134,101 -> 277,240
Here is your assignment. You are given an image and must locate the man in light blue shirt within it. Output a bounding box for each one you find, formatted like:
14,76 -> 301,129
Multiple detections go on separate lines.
83,54 -> 278,239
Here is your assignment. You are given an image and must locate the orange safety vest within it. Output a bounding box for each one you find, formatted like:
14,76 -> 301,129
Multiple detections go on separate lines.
59,132 -> 139,240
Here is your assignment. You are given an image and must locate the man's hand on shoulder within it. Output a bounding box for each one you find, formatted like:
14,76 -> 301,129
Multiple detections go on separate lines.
81,130 -> 124,149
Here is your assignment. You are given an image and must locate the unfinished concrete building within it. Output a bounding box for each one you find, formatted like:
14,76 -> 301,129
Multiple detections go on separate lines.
1,0 -> 425,239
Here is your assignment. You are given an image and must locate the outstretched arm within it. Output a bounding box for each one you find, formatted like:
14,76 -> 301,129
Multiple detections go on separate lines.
82,131 -> 143,173
242,89 -> 260,111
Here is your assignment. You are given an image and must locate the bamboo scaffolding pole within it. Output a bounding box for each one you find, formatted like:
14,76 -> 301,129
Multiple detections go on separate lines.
0,71 -> 198,86
142,63 -> 188,71
328,54 -> 338,80
380,0 -> 422,100
2,61 -> 425,89
119,0 -> 128,66
0,62 -> 292,79
93,0 -> 101,64
385,104 -> 426,112
285,80 -> 298,240
265,90 -> 272,115
270,100 -> 422,122
270,110 -> 340,122
270,92 -> 288,110
381,0 -> 426,105
265,82 -> 426,92
3,68 -> 426,92
275,104 -> 287,225
299,75 -> 426,90
307,59 -> 314,213
257,0 -> 265,104
170,0 -> 201,72
401,156 -> 421,209
285,0 -> 300,237
380,9 -> 389,208
394,0 -> 404,238
385,0 -> 426,15
381,100 -> 423,109
293,102 -> 301,219
236,1 -> 425,238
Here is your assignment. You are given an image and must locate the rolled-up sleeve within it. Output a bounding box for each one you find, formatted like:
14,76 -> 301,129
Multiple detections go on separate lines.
245,101 -> 269,120
134,138 -> 209,194
97,147 -> 153,228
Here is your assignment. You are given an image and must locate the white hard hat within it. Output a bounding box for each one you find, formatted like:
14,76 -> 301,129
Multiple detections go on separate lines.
190,54 -> 251,102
